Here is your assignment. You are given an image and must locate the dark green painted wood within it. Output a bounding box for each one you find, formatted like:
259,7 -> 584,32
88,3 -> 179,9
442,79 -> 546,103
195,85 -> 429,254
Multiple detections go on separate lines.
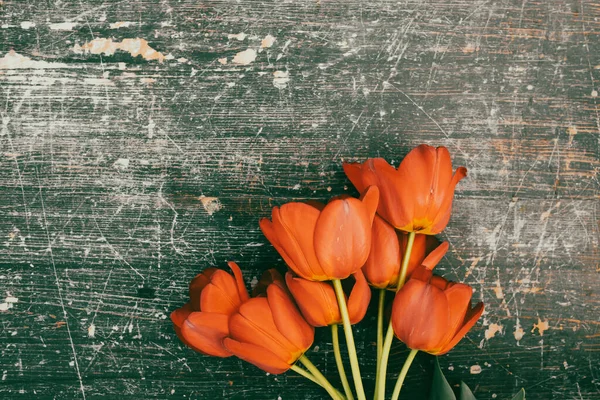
0,0 -> 598,399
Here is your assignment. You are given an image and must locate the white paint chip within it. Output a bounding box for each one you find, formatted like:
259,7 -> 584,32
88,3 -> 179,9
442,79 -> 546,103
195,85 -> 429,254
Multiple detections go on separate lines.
113,158 -> 130,170
218,57 -> 227,65
0,50 -> 69,69
109,21 -> 134,29
199,195 -> 222,215
49,22 -> 77,31
228,32 -> 247,41
273,70 -> 290,89
470,365 -> 482,374
20,21 -> 36,30
88,324 -> 96,338
261,34 -> 276,48
591,90 -> 598,97
485,323 -> 503,340
232,49 -> 257,65
74,38 -> 167,63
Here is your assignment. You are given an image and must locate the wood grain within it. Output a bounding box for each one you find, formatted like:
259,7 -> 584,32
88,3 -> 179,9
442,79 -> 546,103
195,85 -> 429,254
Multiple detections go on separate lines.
0,0 -> 598,399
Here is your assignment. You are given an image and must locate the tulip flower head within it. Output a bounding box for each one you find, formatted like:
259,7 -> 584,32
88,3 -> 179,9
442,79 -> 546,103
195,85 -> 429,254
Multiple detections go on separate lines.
224,282 -> 314,374
170,262 -> 249,357
343,144 -> 467,235
260,186 -> 379,281
364,214 -> 441,289
285,269 -> 371,327
391,256 -> 484,355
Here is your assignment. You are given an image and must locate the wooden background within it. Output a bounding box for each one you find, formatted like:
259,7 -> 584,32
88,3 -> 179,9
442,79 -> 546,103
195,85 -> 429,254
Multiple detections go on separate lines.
0,0 -> 598,398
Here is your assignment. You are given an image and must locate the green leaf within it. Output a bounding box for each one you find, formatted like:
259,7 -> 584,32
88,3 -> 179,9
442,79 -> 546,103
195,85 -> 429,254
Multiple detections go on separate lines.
460,381 -> 477,400
510,389 -> 526,400
429,357 -> 456,400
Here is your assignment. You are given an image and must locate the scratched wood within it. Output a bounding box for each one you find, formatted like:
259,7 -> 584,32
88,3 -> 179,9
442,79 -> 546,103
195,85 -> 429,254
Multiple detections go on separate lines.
0,0 -> 598,399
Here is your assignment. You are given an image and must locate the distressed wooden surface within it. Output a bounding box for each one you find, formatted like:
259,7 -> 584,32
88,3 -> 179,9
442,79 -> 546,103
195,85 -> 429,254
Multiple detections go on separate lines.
0,0 -> 598,399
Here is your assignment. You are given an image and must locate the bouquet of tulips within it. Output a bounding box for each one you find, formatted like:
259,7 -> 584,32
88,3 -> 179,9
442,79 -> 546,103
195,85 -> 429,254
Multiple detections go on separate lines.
171,144 -> 523,400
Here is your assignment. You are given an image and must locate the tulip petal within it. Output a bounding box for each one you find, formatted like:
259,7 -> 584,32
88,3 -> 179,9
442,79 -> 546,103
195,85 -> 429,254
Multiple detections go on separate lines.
429,275 -> 449,290
223,338 -> 291,374
361,158 -> 409,230
314,197 -> 372,279
360,186 -> 380,224
430,165 -> 467,234
347,270 -> 371,325
253,268 -> 285,297
260,216 -> 304,278
410,265 -> 434,283
273,204 -> 327,280
170,303 -> 193,329
364,215 -> 400,288
227,261 -> 249,302
442,283 -> 473,344
200,270 -> 243,315
268,283 -> 315,350
421,241 -> 449,271
285,272 -> 340,327
436,302 -> 484,355
343,162 -> 367,193
189,268 -> 217,311
180,312 -> 231,357
229,297 -> 296,363
392,279 -> 449,352
396,145 -> 440,231
424,147 -> 454,221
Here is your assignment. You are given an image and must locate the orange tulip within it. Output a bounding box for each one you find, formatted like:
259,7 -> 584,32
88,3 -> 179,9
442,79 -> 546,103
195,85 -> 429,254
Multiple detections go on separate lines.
224,282 -> 314,374
285,269 -> 371,327
259,186 -> 379,281
170,262 -> 249,357
364,214 -> 441,289
343,144 -> 467,235
391,264 -> 484,355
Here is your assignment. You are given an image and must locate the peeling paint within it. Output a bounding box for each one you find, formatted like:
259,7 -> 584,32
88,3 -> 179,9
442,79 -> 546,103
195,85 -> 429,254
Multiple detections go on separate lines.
88,324 -> 96,338
0,50 -> 69,69
470,365 -> 482,374
109,21 -> 134,29
218,57 -> 227,65
493,280 -> 504,299
0,295 -> 18,312
514,324 -> 525,341
232,49 -> 257,65
261,34 -> 276,48
228,32 -> 247,41
113,158 -> 130,170
74,38 -> 167,63
20,21 -> 36,30
199,195 -> 222,215
532,318 -> 549,336
485,323 -> 504,340
273,70 -> 290,89
49,22 -> 77,31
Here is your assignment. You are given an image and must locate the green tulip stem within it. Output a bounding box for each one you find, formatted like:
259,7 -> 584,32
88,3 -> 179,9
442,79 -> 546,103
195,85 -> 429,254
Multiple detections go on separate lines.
332,279 -> 367,400
377,289 -> 385,363
390,349 -> 418,400
299,355 -> 345,400
373,288 -> 386,398
290,364 -> 322,386
331,324 -> 355,400
376,231 -> 416,400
